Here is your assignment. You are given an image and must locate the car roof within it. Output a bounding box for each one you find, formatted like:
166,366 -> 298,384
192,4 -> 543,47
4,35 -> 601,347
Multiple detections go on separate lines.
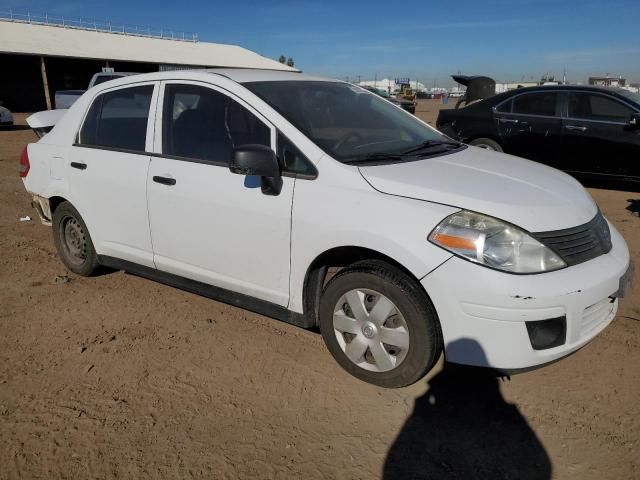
491,84 -> 640,107
206,68 -> 338,83
93,72 -> 138,76
504,84 -> 630,95
85,68 -> 342,92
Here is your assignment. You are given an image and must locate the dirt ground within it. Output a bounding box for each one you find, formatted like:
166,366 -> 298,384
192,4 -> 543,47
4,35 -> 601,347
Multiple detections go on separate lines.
0,104 -> 638,480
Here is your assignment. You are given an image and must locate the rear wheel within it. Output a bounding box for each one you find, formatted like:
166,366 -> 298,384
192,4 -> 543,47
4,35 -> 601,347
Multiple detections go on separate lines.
52,202 -> 99,276
319,260 -> 442,388
470,137 -> 503,152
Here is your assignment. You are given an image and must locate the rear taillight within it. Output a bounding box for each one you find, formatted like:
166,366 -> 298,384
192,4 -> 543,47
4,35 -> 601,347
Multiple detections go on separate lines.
19,146 -> 30,178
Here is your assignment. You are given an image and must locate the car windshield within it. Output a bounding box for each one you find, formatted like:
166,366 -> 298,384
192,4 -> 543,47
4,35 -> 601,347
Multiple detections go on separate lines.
244,81 -> 457,162
615,88 -> 640,105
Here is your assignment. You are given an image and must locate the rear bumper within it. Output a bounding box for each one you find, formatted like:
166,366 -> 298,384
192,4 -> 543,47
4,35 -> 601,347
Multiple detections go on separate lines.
30,194 -> 52,226
421,221 -> 631,370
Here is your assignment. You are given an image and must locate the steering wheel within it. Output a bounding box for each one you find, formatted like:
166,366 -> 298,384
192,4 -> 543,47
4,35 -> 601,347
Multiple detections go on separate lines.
333,131 -> 362,152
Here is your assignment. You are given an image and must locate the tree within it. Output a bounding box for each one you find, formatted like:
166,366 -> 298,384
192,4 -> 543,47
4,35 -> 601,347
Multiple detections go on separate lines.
286,57 -> 295,67
278,55 -> 286,64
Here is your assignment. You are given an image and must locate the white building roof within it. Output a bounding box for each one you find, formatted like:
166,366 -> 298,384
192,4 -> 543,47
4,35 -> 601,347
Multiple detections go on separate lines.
0,20 -> 297,71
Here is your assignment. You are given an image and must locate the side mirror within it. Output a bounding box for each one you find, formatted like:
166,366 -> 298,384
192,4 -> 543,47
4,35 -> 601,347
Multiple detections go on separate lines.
629,113 -> 640,130
229,144 -> 282,196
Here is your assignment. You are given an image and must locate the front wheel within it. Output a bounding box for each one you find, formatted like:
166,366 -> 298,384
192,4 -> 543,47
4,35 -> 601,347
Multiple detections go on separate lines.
319,260 -> 443,388
469,137 -> 503,152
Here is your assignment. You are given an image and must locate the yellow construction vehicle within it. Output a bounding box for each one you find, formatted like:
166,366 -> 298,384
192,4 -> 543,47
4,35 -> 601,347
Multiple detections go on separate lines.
391,78 -> 417,101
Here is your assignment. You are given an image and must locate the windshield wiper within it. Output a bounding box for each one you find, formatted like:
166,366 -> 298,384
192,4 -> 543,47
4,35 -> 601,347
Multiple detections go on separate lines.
342,152 -> 406,165
401,140 -> 461,155
342,141 -> 462,164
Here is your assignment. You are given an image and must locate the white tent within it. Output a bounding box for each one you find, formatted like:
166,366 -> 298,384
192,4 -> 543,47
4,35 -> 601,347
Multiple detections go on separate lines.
358,78 -> 428,93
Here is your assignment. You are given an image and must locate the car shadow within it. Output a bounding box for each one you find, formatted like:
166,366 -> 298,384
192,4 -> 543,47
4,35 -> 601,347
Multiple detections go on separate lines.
0,125 -> 32,132
626,199 -> 640,214
383,339 -> 551,480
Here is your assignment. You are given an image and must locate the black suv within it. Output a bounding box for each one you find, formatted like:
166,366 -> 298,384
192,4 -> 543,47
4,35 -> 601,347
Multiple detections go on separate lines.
437,85 -> 640,184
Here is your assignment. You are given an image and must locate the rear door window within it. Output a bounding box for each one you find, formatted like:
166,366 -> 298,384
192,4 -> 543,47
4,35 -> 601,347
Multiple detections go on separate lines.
495,99 -> 512,113
513,92 -> 558,117
78,85 -> 153,152
162,84 -> 270,164
568,93 -> 634,122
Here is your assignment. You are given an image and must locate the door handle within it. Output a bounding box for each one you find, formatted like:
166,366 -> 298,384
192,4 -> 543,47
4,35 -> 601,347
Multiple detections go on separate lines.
499,118 -> 519,124
153,175 -> 176,186
70,162 -> 87,170
565,125 -> 587,132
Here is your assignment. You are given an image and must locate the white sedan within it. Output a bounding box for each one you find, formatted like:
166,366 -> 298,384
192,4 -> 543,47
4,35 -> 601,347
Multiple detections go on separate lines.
22,69 -> 632,387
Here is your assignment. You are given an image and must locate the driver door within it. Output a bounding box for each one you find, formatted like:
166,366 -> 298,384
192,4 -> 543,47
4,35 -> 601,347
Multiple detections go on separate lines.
147,81 -> 294,306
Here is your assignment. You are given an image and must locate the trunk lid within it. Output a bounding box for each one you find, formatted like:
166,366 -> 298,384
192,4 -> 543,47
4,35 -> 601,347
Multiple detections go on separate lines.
26,109 -> 68,138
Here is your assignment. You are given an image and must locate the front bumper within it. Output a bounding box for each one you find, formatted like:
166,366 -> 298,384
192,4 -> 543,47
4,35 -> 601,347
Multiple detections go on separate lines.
422,222 -> 631,370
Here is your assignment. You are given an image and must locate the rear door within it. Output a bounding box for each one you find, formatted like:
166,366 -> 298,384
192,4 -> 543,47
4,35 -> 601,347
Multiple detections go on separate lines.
146,81 -> 294,306
495,91 -> 562,167
561,91 -> 640,179
69,82 -> 158,267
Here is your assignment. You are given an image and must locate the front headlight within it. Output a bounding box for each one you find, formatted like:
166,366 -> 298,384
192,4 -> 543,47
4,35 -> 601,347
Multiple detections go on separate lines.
428,210 -> 566,274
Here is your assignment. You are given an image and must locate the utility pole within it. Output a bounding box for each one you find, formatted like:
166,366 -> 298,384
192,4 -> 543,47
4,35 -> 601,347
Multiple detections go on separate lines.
40,56 -> 51,110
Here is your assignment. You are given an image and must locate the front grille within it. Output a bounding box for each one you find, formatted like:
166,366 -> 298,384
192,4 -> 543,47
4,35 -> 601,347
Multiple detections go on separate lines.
532,212 -> 612,266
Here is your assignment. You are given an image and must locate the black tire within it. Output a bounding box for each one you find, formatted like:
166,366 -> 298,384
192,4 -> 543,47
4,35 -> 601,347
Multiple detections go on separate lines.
469,137 -> 503,152
52,201 -> 99,276
319,260 -> 443,388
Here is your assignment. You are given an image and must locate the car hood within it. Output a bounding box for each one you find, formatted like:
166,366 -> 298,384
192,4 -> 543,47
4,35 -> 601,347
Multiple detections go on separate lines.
358,146 -> 598,232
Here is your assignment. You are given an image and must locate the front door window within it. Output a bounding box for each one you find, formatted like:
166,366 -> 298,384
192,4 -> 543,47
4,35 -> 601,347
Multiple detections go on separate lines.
162,84 -> 270,163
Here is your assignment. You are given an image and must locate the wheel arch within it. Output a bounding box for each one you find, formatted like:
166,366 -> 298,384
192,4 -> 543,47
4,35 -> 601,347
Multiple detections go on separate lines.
30,194 -> 70,224
301,246 -> 432,327
49,195 -> 68,214
47,195 -> 98,252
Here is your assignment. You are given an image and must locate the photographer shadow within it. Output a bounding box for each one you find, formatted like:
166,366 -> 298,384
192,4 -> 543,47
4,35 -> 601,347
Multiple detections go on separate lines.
383,339 -> 551,480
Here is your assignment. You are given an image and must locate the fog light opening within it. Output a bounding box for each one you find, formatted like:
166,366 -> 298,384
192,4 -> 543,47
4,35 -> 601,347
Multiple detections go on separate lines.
525,316 -> 566,350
